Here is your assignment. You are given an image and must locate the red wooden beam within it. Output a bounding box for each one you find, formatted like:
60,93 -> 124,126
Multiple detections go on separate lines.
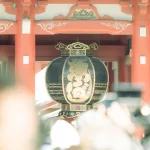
89,0 -> 121,4
0,1 -> 14,7
23,0 -> 31,3
36,34 -> 121,41
0,45 -> 126,55
0,20 -> 132,35
35,20 -> 133,35
0,45 -> 126,62
44,0 -> 121,4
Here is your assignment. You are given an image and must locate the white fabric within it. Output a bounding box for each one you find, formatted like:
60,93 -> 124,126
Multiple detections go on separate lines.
35,66 -> 53,105
50,120 -> 80,149
76,110 -> 144,150
41,145 -> 53,150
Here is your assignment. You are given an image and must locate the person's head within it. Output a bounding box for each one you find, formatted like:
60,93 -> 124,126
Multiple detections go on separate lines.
75,109 -> 144,150
0,75 -> 38,150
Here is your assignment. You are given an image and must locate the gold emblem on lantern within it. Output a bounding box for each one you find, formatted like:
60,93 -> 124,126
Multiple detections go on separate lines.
65,57 -> 93,103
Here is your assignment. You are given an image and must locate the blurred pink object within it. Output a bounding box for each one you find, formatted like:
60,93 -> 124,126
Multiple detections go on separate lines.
0,86 -> 38,150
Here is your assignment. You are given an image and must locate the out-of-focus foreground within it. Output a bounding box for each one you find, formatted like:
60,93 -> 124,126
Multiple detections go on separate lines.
0,72 -> 150,150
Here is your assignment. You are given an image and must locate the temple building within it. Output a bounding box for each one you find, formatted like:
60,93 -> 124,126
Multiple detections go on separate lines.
0,0 -> 149,117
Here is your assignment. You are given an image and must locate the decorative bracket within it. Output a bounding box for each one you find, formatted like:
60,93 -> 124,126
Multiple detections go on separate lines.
138,0 -> 149,15
0,1 -> 16,15
22,0 -> 32,18
120,0 -> 131,7
119,0 -> 132,14
35,0 -> 48,14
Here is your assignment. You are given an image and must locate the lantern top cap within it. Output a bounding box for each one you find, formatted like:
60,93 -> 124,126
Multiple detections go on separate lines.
55,42 -> 98,51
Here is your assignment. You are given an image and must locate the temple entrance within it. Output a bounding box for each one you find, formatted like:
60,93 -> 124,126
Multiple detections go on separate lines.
0,34 -> 131,110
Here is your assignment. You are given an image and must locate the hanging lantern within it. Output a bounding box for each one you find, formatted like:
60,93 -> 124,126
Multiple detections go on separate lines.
46,42 -> 109,118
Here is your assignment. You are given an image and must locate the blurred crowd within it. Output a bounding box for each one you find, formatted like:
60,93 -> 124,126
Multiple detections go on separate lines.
0,73 -> 150,150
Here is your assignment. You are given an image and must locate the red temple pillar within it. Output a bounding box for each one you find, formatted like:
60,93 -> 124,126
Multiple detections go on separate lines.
132,3 -> 150,103
119,57 -> 131,83
15,0 -> 35,94
108,62 -> 114,91
124,65 -> 131,82
118,57 -> 125,82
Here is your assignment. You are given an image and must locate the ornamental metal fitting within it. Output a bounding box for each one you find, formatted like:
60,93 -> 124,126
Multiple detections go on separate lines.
55,42 -> 98,57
